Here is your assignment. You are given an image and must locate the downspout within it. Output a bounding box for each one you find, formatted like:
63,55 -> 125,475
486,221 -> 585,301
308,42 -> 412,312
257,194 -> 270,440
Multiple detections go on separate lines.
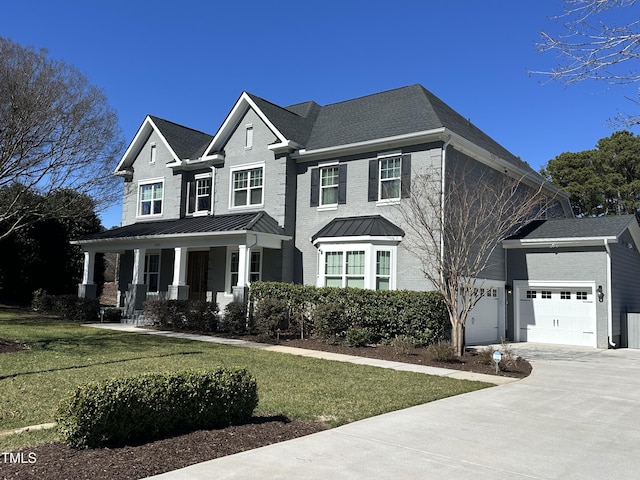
604,239 -> 616,347
440,135 -> 452,283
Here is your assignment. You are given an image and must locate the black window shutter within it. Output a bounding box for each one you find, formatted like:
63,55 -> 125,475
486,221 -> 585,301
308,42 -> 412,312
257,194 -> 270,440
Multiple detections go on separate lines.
368,159 -> 378,202
310,167 -> 320,207
401,154 -> 411,198
338,164 -> 347,204
187,180 -> 196,213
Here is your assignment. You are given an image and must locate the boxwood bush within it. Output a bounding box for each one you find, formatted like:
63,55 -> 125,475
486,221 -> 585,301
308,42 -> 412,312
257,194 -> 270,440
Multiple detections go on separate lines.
249,282 -> 449,345
56,368 -> 258,448
32,289 -> 100,323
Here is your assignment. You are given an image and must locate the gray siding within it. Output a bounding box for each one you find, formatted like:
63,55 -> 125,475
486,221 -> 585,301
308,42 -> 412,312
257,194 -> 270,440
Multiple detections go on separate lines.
294,143 -> 442,290
610,231 -> 640,346
121,130 -> 183,226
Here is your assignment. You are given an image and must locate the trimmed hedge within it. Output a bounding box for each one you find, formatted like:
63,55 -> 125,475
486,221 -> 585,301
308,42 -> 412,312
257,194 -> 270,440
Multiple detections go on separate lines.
32,290 -> 100,323
56,368 -> 259,448
249,282 -> 449,345
143,300 -> 219,332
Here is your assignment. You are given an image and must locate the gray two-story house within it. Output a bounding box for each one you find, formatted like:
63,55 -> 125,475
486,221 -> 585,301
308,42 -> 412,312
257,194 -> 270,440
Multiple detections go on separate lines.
75,84 -> 640,348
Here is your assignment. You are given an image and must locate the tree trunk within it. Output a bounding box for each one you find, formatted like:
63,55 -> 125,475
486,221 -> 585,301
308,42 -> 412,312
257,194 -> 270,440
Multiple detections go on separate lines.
452,319 -> 466,357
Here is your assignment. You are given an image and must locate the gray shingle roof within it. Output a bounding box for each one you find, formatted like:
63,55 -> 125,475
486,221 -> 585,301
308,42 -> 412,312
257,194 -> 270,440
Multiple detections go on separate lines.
76,212 -> 287,242
149,115 -> 213,160
509,215 -> 637,240
311,215 -> 404,242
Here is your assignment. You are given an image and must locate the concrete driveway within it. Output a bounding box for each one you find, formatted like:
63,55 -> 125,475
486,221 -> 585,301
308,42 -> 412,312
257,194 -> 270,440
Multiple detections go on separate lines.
148,345 -> 640,479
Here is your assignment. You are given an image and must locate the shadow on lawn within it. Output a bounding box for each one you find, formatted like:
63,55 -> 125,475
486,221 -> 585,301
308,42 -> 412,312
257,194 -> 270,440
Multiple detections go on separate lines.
0,350 -> 205,380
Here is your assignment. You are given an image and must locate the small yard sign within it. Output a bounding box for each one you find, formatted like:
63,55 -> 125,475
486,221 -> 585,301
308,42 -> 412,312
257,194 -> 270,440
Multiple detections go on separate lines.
492,350 -> 502,374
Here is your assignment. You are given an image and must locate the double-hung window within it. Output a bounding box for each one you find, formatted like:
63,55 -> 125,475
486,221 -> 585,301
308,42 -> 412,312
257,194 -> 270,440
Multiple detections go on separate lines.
196,178 -> 211,212
368,153 -> 410,203
375,250 -> 391,290
231,165 -> 263,207
144,254 -> 160,292
139,180 -> 163,216
379,156 -> 402,200
320,166 -> 339,206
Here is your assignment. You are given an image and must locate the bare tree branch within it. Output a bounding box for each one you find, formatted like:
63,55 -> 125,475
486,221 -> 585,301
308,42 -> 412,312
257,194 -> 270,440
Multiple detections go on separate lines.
396,163 -> 559,356
0,37 -> 124,240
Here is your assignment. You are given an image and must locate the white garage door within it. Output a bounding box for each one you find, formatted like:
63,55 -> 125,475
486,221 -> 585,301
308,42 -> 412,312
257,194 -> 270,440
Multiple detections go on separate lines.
516,283 -> 596,347
466,288 -> 500,345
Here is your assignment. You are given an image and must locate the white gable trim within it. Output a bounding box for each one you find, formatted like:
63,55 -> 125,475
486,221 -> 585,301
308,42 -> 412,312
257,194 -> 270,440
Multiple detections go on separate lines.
114,116 -> 181,174
202,92 -> 296,159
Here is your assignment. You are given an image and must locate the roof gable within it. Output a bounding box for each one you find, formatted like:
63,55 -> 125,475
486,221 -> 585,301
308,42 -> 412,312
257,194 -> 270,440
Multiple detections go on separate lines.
115,115 -> 212,174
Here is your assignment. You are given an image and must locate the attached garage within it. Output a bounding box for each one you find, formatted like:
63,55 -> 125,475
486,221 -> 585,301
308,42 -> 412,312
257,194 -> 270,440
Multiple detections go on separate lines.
504,215 -> 640,349
513,281 -> 597,347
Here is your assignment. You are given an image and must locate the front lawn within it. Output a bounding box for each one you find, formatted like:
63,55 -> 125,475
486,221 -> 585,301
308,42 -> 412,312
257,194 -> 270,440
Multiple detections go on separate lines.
0,309 -> 491,451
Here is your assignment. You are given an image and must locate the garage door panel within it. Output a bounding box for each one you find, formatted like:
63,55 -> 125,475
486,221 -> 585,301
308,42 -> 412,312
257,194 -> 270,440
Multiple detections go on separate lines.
516,285 -> 596,347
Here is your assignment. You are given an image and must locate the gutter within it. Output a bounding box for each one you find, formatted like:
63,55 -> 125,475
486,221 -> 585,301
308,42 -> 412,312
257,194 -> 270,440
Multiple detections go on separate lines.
604,239 -> 616,348
440,135 -> 452,282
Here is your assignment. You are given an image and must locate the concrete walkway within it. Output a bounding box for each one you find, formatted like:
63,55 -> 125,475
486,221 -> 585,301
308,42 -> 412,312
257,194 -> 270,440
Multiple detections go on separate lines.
88,325 -> 640,479
86,324 -> 516,385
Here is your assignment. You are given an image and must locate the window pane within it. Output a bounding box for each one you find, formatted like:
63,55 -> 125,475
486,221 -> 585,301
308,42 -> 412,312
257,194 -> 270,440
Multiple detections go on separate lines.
153,183 -> 163,199
230,252 -> 239,273
197,196 -> 211,211
346,251 -> 365,275
321,186 -> 338,205
380,179 -> 400,199
234,190 -> 247,206
234,171 -> 248,189
153,200 -> 162,214
325,277 -> 342,287
250,187 -> 263,205
376,251 -> 390,276
321,167 -> 338,186
140,185 -> 153,201
346,277 -> 364,289
250,168 -> 263,187
380,157 -> 401,179
141,202 -> 151,215
376,278 -> 390,290
325,252 -> 343,275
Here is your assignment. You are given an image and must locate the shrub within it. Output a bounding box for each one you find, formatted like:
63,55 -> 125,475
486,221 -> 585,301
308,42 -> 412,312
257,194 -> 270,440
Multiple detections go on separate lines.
391,335 -> 416,355
32,290 -> 100,322
56,368 -> 258,448
478,345 -> 497,365
312,303 -> 349,340
426,341 -> 457,363
101,308 -> 122,323
220,302 -> 248,334
345,327 -> 373,347
143,300 -> 219,332
253,298 -> 289,337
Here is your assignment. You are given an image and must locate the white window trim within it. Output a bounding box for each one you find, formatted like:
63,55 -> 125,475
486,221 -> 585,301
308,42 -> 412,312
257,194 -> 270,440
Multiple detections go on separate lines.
137,177 -> 165,218
245,124 -> 254,149
229,162 -> 265,209
144,252 -> 161,293
377,155 -> 402,204
150,143 -> 157,164
316,242 -> 397,290
225,247 -> 263,294
319,162 -> 340,209
188,172 -> 213,216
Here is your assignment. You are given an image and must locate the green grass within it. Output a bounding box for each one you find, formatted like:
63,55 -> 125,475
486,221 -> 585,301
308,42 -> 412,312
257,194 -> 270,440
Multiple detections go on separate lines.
0,309 -> 491,450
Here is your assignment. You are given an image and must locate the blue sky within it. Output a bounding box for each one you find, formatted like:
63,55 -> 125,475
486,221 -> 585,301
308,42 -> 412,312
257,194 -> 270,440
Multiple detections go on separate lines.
2,0 -> 638,228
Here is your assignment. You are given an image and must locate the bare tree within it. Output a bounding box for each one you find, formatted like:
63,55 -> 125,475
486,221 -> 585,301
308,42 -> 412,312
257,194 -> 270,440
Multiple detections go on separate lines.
0,37 -> 123,240
397,164 -> 556,356
532,0 -> 640,126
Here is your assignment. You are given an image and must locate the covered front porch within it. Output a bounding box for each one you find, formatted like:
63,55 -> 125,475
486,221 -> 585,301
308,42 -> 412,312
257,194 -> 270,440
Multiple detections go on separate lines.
73,212 -> 291,318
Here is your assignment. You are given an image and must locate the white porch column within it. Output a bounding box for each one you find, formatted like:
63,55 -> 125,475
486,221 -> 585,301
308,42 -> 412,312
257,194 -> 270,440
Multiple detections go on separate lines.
82,251 -> 96,285
132,247 -> 146,285
173,247 -> 188,286
237,244 -> 249,287
168,247 -> 190,300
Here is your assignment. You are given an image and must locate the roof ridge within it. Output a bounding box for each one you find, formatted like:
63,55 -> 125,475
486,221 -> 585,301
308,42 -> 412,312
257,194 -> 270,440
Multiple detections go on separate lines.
148,115 -> 213,136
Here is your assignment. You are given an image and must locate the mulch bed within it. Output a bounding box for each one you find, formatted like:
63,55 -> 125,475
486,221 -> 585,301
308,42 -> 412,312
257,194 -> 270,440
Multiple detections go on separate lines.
0,332 -> 530,480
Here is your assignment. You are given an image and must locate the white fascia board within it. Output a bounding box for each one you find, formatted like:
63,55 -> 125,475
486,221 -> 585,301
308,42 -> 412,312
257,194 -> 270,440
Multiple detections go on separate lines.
502,236 -> 618,249
73,230 -> 292,250
167,157 -> 221,171
293,128 -> 447,162
203,92 -> 290,157
268,139 -> 303,154
115,116 -> 181,174
312,235 -> 404,246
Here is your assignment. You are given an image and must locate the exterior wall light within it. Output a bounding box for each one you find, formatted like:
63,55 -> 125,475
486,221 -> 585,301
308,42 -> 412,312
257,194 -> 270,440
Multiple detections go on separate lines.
597,285 -> 605,303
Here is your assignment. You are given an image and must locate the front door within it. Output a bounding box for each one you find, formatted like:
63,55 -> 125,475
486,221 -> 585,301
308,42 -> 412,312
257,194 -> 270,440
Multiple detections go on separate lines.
187,251 -> 209,301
